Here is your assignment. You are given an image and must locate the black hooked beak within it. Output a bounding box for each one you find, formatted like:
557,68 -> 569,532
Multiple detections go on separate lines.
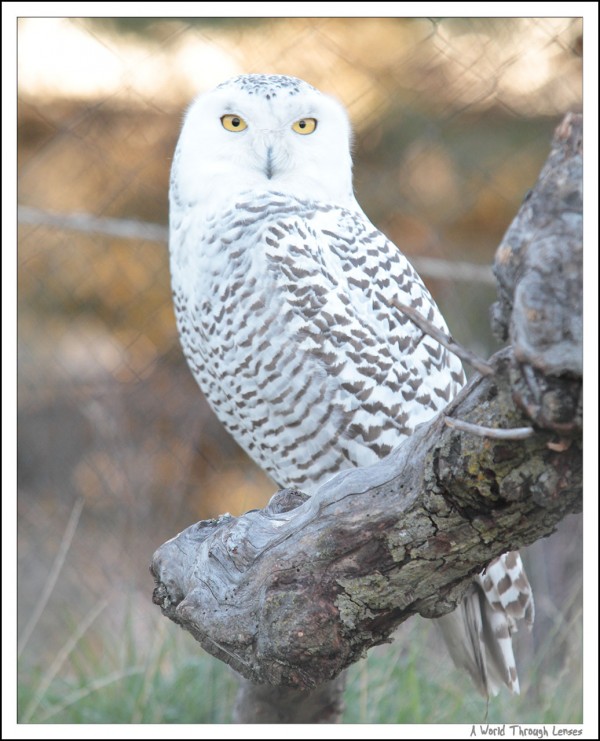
265,145 -> 274,180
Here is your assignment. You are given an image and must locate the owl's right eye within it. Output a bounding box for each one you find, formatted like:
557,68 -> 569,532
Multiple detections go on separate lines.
221,114 -> 248,132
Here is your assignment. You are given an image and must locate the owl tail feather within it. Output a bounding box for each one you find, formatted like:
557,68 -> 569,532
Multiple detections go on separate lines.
435,553 -> 534,698
435,586 -> 515,697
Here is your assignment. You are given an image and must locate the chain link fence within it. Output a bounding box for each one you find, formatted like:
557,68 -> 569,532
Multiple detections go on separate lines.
17,17 -> 583,722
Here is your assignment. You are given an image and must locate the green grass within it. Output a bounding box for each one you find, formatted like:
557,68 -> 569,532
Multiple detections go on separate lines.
18,611 -> 582,724
343,625 -> 583,724
18,623 -> 238,724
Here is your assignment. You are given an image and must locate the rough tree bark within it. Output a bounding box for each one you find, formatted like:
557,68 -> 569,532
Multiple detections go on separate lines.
151,113 -> 582,722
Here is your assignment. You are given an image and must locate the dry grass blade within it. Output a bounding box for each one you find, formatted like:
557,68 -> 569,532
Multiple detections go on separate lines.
18,497 -> 85,658
21,599 -> 108,723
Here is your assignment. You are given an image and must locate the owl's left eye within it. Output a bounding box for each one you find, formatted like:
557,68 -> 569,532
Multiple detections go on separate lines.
292,118 -> 317,135
221,114 -> 248,132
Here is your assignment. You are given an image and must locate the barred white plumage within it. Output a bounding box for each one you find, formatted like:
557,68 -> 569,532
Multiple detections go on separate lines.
168,73 -> 534,698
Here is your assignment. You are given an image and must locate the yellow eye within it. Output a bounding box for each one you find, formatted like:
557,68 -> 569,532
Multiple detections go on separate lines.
292,118 -> 317,135
221,114 -> 248,132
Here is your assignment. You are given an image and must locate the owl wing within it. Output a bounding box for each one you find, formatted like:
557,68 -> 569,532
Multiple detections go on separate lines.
253,199 -> 466,476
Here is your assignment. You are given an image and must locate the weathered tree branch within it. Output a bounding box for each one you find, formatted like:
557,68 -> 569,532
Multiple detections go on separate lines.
151,114 -> 582,693
491,113 -> 583,434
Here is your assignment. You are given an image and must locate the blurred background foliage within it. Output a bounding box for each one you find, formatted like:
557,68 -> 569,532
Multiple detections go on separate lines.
17,16 -> 583,724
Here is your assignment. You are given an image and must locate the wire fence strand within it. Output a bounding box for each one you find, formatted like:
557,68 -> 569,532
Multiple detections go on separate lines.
17,205 -> 495,283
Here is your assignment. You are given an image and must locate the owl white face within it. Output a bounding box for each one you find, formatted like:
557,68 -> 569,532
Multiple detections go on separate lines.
172,74 -> 356,212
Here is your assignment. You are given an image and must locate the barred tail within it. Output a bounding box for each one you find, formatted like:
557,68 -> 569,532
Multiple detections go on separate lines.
435,552 -> 534,698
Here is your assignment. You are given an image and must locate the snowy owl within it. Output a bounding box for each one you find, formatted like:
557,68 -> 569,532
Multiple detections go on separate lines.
168,73 -> 534,698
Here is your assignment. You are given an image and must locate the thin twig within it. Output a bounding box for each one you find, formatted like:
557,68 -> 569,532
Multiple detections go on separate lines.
392,300 -> 495,376
444,416 -> 535,440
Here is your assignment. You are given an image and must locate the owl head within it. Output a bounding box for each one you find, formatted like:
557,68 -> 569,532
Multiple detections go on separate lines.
171,74 -> 356,212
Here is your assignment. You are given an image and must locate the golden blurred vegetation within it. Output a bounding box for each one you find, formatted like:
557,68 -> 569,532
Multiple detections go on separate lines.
17,17 -> 583,723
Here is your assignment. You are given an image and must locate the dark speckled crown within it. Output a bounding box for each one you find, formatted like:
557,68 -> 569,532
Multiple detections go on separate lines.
216,74 -> 318,100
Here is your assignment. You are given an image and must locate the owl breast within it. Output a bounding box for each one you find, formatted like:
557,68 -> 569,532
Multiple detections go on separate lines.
170,190 -> 465,493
